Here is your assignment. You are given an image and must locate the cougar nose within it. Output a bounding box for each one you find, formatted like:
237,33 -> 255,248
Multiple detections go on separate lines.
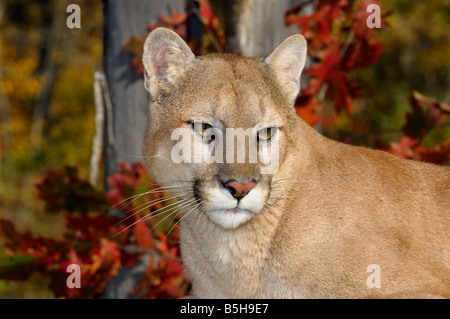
224,180 -> 256,199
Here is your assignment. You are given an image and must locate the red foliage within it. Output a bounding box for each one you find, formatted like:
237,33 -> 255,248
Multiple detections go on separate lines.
389,91 -> 450,164
36,166 -> 108,215
286,0 -> 388,121
287,1 -> 448,163
402,92 -> 449,140
123,36 -> 147,76
124,0 -> 225,76
0,162 -> 190,298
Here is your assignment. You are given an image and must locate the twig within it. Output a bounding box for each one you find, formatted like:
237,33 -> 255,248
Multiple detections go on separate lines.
90,72 -> 105,185
90,71 -> 114,186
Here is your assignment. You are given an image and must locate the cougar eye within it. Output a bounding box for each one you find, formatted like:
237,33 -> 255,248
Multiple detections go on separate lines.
192,122 -> 213,139
258,127 -> 276,142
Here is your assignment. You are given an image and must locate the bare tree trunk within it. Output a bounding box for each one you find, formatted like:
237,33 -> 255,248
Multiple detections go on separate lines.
221,0 -> 313,57
102,0 -> 185,190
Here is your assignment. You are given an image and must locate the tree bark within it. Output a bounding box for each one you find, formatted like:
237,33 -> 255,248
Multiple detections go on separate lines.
103,0 -> 185,189
221,0 -> 314,57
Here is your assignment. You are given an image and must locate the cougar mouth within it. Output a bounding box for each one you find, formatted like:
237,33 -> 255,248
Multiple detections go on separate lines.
192,179 -> 266,229
224,208 -> 246,214
206,208 -> 254,229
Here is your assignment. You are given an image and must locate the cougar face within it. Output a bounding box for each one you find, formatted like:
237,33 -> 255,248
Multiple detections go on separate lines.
143,52 -> 297,229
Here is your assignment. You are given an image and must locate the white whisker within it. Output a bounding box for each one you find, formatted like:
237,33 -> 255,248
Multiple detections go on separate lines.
146,198 -> 197,224
154,199 -> 199,233
266,201 -> 294,216
111,184 -> 192,211
163,200 -> 204,241
115,193 -> 187,226
112,197 -> 192,237
272,180 -> 319,184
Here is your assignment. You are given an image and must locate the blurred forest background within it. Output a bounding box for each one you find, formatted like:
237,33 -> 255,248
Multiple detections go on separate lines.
0,0 -> 449,298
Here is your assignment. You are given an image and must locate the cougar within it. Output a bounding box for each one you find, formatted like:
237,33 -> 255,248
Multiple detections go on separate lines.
140,27 -> 450,298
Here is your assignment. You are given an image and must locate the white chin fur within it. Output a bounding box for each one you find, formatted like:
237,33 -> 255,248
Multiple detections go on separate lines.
203,187 -> 265,229
206,208 -> 254,229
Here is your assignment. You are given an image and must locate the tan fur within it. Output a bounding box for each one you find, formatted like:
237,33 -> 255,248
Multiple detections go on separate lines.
141,28 -> 450,298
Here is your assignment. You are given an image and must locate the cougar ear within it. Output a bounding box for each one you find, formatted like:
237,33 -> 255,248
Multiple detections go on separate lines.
142,27 -> 196,101
263,34 -> 307,105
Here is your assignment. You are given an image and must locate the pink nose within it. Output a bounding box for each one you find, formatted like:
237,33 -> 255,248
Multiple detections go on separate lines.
224,181 -> 256,199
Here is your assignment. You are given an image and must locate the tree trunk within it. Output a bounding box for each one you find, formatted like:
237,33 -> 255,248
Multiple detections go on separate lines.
103,0 -> 185,189
221,0 -> 314,57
